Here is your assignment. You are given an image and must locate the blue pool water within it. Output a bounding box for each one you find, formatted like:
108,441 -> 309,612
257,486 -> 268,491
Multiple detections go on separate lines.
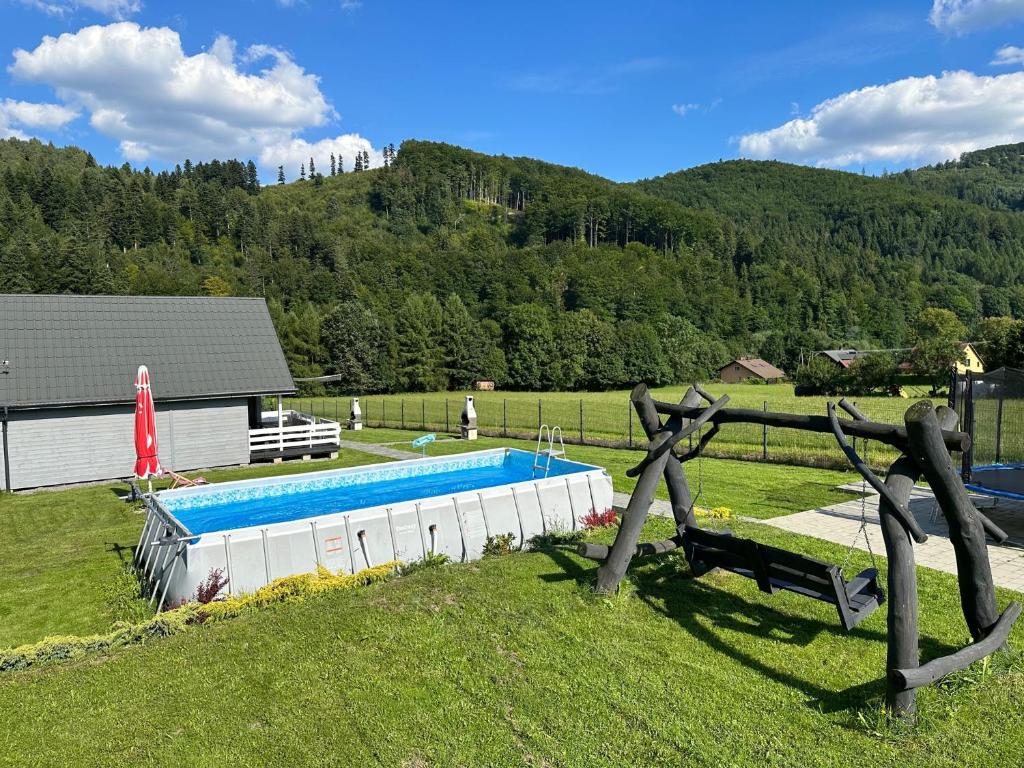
159,449 -> 594,535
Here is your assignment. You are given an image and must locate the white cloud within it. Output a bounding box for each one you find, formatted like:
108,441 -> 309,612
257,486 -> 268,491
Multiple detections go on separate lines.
1,98 -> 78,128
20,0 -> 141,19
929,0 -> 1024,34
0,98 -> 78,138
671,99 -> 721,118
8,22 -> 377,176
739,69 -> 1024,168
259,134 -> 381,179
992,44 -> 1024,64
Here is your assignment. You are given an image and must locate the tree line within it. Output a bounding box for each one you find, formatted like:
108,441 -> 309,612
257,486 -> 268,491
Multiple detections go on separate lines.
4,136 -> 1024,394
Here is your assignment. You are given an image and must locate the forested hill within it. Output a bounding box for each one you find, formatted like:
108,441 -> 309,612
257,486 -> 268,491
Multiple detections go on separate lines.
891,142 -> 1024,212
634,158 -> 1024,333
1,136 -> 1023,394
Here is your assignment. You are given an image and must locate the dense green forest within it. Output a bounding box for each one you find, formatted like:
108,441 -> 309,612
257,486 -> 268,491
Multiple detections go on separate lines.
894,142 -> 1024,212
2,136 -> 1024,394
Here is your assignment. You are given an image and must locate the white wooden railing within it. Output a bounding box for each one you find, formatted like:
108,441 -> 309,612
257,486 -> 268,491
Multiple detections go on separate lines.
249,410 -> 341,455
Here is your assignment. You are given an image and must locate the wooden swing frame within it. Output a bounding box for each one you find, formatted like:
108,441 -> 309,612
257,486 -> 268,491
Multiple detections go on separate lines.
579,383 -> 1021,719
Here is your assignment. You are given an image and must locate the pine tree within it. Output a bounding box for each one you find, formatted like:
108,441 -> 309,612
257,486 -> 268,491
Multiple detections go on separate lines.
354,154 -> 363,173
277,165 -> 285,184
383,148 -> 390,168
338,156 -> 344,173
245,160 -> 259,193
362,149 -> 370,169
300,162 -> 306,181
309,156 -> 316,177
330,153 -> 336,176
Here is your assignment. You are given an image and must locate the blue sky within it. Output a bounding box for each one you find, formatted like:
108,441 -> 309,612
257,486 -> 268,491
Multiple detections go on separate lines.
4,0 -> 1024,181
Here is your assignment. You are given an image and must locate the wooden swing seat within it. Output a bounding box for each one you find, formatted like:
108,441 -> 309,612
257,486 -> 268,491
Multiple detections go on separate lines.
683,525 -> 885,632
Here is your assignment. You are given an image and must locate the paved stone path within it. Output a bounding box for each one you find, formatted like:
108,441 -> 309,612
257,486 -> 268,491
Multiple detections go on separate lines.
338,440 -> 420,460
762,484 -> 1024,591
612,491 -> 674,517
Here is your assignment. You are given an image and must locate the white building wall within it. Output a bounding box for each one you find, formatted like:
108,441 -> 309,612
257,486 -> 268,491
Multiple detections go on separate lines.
5,398 -> 249,490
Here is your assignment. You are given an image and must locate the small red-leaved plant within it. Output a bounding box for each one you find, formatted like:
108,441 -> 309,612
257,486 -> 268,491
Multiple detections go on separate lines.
196,567 -> 230,604
582,508 -> 618,528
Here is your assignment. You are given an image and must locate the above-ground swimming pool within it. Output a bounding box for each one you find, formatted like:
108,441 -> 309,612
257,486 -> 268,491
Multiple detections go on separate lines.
138,448 -> 613,607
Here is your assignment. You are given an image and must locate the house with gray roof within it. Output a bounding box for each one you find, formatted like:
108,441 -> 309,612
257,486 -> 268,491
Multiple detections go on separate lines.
0,295 -> 335,490
816,349 -> 867,369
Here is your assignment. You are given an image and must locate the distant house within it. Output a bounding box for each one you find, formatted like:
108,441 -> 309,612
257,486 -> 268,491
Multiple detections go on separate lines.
897,342 -> 985,375
0,295 -> 338,491
817,349 -> 868,369
957,343 -> 985,374
718,357 -> 786,384
473,380 -> 496,391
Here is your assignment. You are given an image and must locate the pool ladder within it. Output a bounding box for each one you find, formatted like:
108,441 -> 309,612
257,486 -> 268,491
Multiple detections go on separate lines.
533,424 -> 565,477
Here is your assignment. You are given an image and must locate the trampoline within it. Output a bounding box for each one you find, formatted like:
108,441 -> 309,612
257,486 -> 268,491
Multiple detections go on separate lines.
965,464 -> 1024,500
952,367 -> 1024,501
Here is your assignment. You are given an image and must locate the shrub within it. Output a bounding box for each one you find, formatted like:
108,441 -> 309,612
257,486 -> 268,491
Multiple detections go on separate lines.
398,552 -> 451,576
482,532 -> 517,558
529,527 -> 587,549
195,568 -> 229,604
698,506 -> 733,520
582,508 -> 618,528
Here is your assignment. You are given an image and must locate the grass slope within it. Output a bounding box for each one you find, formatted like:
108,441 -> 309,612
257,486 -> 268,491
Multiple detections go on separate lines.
1,431 -> 1022,766
0,519 -> 1022,766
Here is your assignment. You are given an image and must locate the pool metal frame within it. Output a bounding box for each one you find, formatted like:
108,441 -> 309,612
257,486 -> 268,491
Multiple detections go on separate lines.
136,448 -> 613,609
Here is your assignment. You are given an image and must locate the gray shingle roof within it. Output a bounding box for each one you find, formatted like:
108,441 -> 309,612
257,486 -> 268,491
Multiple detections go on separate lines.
0,295 -> 296,409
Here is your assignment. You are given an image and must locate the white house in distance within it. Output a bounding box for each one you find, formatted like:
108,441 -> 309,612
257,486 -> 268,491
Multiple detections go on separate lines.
0,294 -> 340,491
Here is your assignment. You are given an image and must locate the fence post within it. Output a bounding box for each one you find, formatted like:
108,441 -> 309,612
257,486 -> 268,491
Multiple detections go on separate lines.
503,399 -> 508,437
537,398 -> 542,432
422,399 -> 426,430
628,400 -> 633,448
335,399 -> 339,422
401,399 -> 405,429
996,395 -> 1005,464
762,400 -> 768,461
579,399 -> 584,443
382,399 -> 386,427
445,399 -> 450,433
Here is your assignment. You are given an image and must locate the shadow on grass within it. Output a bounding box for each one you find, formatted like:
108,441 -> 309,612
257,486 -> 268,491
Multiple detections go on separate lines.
536,546 -> 959,721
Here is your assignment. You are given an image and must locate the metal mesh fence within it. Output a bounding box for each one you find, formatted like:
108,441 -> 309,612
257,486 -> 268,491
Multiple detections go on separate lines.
954,368 -> 1024,473
270,392 -> 937,471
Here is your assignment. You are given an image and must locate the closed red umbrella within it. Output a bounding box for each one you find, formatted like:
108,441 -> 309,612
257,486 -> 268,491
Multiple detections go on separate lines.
133,365 -> 162,482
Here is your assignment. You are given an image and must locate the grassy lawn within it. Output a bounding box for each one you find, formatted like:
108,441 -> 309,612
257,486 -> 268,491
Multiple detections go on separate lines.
289,382 -> 941,469
1,431 -> 1022,766
0,449 -> 394,649
1,519 -> 1022,766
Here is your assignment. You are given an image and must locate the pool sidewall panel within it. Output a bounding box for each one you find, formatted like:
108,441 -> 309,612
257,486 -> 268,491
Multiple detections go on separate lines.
149,450 -> 613,606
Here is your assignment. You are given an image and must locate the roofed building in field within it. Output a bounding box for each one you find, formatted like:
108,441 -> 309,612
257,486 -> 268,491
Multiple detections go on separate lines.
816,349 -> 867,369
0,294 -> 338,491
718,357 -> 786,384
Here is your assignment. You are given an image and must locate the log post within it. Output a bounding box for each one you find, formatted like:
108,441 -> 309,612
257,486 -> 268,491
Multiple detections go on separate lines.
880,453 -> 923,719
633,386 -> 701,530
905,402 -> 999,640
596,384 -> 673,593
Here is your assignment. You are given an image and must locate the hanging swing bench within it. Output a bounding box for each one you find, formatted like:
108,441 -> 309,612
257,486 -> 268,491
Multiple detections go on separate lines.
581,381 -> 1018,719
683,525 -> 884,631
